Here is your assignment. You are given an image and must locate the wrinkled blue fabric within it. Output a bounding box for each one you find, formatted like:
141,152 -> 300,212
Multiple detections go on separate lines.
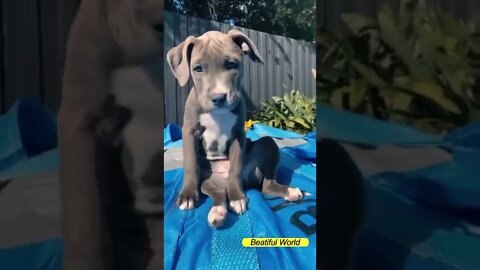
4,97 -> 480,270
0,99 -> 57,172
370,148 -> 480,209
163,123 -> 317,165
163,122 -> 317,270
355,179 -> 480,270
163,124 -> 317,269
282,139 -> 316,164
316,103 -> 442,145
164,163 -> 317,270
164,123 -> 182,149
444,122 -> 480,149
245,124 -> 305,140
0,239 -> 62,270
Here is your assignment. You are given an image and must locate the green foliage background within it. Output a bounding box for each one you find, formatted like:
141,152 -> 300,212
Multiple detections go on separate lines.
166,0 -> 315,42
251,90 -> 316,134
317,0 -> 480,134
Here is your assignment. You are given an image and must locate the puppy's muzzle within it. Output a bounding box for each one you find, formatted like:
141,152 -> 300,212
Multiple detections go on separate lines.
211,93 -> 227,106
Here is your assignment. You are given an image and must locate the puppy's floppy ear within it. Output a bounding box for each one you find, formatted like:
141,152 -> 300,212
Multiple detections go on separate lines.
167,36 -> 196,87
228,29 -> 264,64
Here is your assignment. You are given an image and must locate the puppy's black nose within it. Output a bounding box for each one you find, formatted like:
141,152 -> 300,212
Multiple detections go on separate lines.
212,94 -> 227,105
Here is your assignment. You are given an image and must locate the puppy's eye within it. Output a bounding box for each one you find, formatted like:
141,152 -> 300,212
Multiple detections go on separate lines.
193,65 -> 203,73
225,61 -> 239,70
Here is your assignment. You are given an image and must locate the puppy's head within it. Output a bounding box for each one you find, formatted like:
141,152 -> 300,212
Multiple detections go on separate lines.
105,0 -> 163,61
167,30 -> 264,112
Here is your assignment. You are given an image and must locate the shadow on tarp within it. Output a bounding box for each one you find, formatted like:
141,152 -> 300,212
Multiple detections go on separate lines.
3,102 -> 480,270
316,103 -> 442,146
352,178 -> 480,270
164,166 -> 316,270
0,99 -> 57,172
314,104 -> 480,269
0,239 -> 62,270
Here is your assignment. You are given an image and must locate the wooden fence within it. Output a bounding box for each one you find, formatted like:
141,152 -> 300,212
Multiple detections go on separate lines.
164,11 -> 316,124
0,0 -> 80,114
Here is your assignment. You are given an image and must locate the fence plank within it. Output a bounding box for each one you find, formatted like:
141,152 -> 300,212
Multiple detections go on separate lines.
247,28 -> 259,112
257,31 -> 268,107
2,0 -> 41,109
164,8 -> 177,125
0,1 -> 4,113
175,12 -> 189,124
40,0 -> 61,111
282,37 -> 292,92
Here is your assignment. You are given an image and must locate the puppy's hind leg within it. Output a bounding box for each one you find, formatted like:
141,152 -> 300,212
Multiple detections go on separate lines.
201,178 -> 228,228
246,137 -> 303,202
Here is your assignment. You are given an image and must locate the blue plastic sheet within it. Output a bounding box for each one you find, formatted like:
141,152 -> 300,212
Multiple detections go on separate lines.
0,239 -> 62,270
0,149 -> 59,180
3,98 -> 480,270
444,122 -> 480,149
282,139 -> 316,164
316,103 -> 442,145
164,165 -> 317,270
164,123 -> 182,149
163,122 -> 317,270
0,99 -> 57,172
371,148 -> 480,210
164,123 -> 317,166
354,179 -> 480,270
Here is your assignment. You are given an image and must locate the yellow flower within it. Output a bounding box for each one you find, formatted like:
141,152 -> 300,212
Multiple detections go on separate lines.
245,119 -> 257,131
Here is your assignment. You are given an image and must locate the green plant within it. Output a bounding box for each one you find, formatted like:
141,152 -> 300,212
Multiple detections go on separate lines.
251,90 -> 316,134
317,0 -> 480,134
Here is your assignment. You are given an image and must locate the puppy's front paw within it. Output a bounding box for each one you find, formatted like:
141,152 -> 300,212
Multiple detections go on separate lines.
284,187 -> 304,202
176,187 -> 199,210
229,198 -> 247,214
227,184 -> 248,214
208,204 -> 228,228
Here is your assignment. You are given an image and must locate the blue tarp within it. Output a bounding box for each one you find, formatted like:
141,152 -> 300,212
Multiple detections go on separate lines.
313,104 -> 480,269
0,99 -> 57,173
164,123 -> 317,270
0,239 -> 62,270
164,169 -> 316,270
316,103 -> 443,145
0,100 -> 317,270
2,100 -> 480,270
317,103 -> 480,210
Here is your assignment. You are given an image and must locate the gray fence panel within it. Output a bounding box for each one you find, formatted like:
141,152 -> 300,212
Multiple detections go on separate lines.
0,0 -> 79,113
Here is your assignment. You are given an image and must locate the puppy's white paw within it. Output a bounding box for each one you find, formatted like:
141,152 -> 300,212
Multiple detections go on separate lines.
284,187 -> 304,201
229,198 -> 247,214
208,205 -> 228,228
177,188 -> 198,210
179,199 -> 196,210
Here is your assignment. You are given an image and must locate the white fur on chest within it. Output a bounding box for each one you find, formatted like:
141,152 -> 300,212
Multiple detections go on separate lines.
199,109 -> 237,160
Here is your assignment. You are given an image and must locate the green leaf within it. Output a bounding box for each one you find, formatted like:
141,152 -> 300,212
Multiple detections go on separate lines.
391,92 -> 413,111
341,13 -> 377,34
350,60 -> 387,88
378,6 -> 431,80
286,120 -> 296,128
271,96 -> 283,103
290,116 -> 311,129
349,79 -> 368,109
394,76 -> 461,114
330,87 -> 347,108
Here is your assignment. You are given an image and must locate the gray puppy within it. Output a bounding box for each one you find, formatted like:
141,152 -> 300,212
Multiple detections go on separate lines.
167,30 -> 304,228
